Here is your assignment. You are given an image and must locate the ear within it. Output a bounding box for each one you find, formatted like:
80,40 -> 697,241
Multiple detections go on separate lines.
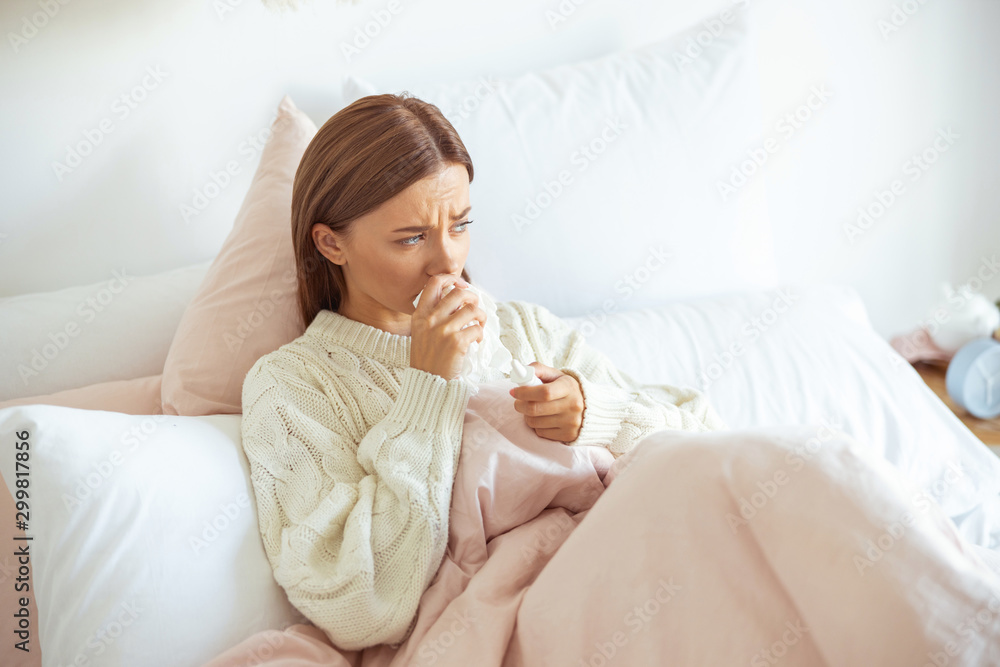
312,223 -> 347,265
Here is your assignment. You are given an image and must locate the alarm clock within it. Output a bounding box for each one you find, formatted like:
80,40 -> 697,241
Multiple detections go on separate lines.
946,337 -> 1000,419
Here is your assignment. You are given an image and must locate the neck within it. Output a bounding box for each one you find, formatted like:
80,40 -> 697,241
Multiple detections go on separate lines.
338,297 -> 411,337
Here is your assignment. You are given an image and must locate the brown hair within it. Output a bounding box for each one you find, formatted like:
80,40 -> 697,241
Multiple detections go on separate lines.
290,93 -> 474,326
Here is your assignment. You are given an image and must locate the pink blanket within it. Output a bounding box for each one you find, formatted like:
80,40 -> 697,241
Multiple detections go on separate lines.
205,381 -> 1000,666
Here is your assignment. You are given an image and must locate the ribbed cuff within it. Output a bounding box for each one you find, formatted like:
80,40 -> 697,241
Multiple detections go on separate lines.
559,367 -> 632,449
356,367 -> 473,474
386,366 -> 474,434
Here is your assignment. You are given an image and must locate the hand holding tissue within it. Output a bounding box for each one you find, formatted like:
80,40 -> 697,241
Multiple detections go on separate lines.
411,280 -> 582,441
411,281 -> 514,394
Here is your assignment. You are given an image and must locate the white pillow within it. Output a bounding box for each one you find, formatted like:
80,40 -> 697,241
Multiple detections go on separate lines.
0,261 -> 211,402
0,406 -> 308,666
343,10 -> 777,317
564,282 -> 1000,550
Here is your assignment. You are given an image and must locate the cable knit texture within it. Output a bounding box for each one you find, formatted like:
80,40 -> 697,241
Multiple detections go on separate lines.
239,295 -> 728,651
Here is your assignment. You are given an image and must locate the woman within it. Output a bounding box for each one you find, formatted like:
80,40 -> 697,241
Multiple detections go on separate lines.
239,93 -> 729,652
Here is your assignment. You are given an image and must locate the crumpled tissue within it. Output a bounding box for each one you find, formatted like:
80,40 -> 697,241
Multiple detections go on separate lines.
412,282 -> 514,394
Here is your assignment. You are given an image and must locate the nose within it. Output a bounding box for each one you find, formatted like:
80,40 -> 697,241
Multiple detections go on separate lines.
426,229 -> 464,277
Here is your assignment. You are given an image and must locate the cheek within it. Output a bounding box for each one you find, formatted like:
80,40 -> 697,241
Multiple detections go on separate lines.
377,250 -> 420,286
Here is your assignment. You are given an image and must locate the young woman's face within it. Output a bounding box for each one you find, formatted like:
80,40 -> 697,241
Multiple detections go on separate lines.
312,162 -> 473,335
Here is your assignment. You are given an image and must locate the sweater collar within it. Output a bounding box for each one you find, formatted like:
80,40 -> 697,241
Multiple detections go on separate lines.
306,309 -> 411,368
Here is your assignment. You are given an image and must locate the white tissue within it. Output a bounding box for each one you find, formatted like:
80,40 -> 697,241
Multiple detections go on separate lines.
412,282 -> 513,393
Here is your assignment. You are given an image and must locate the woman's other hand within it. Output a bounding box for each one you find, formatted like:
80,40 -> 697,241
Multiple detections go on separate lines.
509,362 -> 584,443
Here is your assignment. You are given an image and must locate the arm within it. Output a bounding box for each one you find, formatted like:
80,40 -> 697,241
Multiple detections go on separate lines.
240,359 -> 473,651
499,300 -> 728,459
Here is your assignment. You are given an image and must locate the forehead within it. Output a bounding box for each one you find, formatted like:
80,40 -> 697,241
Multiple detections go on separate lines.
373,164 -> 470,225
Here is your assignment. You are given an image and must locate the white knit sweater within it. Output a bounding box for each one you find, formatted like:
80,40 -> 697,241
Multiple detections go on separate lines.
239,293 -> 728,651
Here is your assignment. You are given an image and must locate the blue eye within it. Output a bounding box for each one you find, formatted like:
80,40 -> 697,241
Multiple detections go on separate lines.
398,219 -> 474,246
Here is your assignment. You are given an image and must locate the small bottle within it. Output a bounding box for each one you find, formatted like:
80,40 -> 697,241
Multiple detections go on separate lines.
510,359 -> 542,386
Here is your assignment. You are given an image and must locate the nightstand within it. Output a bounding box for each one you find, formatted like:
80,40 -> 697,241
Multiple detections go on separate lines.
913,361 -> 1000,448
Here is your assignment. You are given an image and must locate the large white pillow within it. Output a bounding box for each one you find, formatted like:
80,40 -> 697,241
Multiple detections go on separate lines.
0,261 -> 211,402
343,10 -> 777,317
564,282 -> 1000,550
0,406 -> 307,667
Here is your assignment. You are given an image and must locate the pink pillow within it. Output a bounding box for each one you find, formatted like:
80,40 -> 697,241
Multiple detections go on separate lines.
161,95 -> 319,416
0,374 -> 163,414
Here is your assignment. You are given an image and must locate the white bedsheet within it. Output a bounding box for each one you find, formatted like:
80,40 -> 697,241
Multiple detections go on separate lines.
566,283 -> 1000,550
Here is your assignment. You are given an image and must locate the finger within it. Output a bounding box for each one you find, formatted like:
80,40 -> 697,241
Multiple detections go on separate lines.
510,376 -> 570,402
444,306 -> 486,340
533,426 -> 572,443
513,393 -> 576,418
456,305 -> 488,331
438,286 -> 482,325
528,362 -> 565,383
524,411 -> 574,429
459,321 -> 484,345
416,274 -> 467,313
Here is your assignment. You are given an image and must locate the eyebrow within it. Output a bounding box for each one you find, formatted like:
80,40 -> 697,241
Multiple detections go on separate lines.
392,206 -> 472,233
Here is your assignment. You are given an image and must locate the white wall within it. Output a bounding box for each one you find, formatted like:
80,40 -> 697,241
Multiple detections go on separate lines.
1,0 -> 997,339
753,0 -> 1000,337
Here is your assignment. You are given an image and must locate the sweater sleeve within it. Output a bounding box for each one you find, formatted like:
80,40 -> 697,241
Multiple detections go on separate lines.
500,301 -> 729,459
239,358 -> 474,651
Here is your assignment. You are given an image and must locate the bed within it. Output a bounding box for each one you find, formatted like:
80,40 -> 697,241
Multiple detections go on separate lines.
3,11 -> 1000,667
